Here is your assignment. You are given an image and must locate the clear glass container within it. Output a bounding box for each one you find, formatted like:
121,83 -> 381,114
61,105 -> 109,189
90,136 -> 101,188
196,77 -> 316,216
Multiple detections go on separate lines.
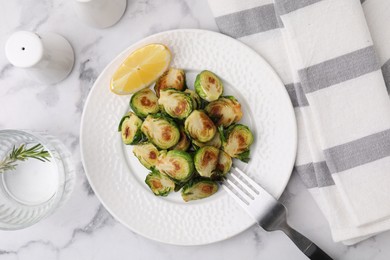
0,130 -> 75,230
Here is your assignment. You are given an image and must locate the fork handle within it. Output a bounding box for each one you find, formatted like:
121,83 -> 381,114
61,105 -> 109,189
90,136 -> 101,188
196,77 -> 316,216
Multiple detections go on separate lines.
280,224 -> 333,260
304,243 -> 333,260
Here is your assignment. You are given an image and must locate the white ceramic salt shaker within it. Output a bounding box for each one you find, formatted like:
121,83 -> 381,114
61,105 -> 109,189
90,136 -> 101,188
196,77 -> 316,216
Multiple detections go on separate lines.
5,31 -> 74,84
73,0 -> 127,29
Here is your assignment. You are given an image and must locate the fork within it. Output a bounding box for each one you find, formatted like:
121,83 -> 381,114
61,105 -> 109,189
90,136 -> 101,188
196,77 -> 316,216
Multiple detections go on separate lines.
223,167 -> 333,260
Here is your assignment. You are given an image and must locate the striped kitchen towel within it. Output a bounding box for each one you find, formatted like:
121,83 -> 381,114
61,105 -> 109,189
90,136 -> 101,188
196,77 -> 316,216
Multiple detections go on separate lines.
208,0 -> 390,245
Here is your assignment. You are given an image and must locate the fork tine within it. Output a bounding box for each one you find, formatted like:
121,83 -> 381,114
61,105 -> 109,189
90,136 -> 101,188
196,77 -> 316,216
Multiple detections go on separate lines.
228,173 -> 257,199
225,178 -> 254,203
232,166 -> 261,193
222,183 -> 249,207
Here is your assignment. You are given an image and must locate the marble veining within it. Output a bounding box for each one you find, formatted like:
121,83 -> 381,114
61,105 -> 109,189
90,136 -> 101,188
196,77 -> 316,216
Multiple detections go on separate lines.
0,64 -> 13,78
0,205 -> 114,258
1,0 -> 390,259
83,177 -> 95,197
36,85 -> 60,107
76,58 -> 99,113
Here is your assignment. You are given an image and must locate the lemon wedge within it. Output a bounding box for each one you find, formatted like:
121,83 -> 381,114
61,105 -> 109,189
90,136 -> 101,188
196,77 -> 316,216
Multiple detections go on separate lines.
110,44 -> 172,95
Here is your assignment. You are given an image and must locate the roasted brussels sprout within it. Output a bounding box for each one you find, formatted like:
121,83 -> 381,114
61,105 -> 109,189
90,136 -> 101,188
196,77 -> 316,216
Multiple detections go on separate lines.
172,126 -> 190,151
145,171 -> 175,196
133,142 -> 159,169
158,89 -> 193,119
222,124 -> 254,162
184,89 -> 201,110
120,67 -> 252,201
215,150 -> 232,176
130,88 -> 159,118
154,68 -> 186,97
184,110 -> 216,143
181,179 -> 218,202
194,70 -> 223,102
119,112 -> 144,145
194,146 -> 220,178
192,132 -> 221,149
205,96 -> 242,127
141,114 -> 180,149
156,150 -> 194,182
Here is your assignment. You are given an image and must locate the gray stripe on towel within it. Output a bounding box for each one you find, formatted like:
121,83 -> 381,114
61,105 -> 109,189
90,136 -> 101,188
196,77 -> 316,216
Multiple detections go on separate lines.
382,59 -> 390,93
295,161 -> 334,188
215,4 -> 281,38
314,161 -> 335,187
299,46 -> 380,94
324,129 -> 390,173
294,163 -> 317,188
285,82 -> 309,107
275,0 -> 323,15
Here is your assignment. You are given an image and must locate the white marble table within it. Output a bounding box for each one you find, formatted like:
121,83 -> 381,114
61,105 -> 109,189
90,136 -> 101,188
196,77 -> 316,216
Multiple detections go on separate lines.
1,1 -> 390,259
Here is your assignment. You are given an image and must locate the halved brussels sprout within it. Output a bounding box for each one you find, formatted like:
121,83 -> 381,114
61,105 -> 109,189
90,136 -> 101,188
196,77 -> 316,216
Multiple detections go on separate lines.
158,89 -> 193,119
145,171 -> 175,196
130,88 -> 159,118
184,89 -> 201,110
222,124 -> 254,162
215,150 -> 232,176
172,126 -> 190,151
181,179 -> 218,202
205,96 -> 243,127
194,70 -> 223,102
192,132 -> 221,149
141,114 -> 180,149
156,150 -> 194,182
184,110 -> 216,143
154,68 -> 186,97
194,146 -> 220,178
119,112 -> 144,145
133,142 -> 159,169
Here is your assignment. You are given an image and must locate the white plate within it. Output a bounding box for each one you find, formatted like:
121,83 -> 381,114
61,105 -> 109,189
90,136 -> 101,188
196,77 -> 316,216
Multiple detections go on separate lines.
80,29 -> 297,246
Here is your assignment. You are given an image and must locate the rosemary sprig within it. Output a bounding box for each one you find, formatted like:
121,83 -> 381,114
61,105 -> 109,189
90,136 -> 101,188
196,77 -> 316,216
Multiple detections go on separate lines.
0,144 -> 51,174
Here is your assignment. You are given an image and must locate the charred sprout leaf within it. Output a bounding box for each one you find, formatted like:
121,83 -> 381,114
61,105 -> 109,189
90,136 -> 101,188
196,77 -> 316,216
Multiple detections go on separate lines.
172,126 -> 190,152
174,181 -> 186,192
158,89 -> 193,119
205,96 -> 242,127
141,114 -> 180,149
181,179 -> 218,202
194,146 -> 220,178
222,124 -> 254,161
130,88 -> 159,118
120,112 -> 144,145
145,171 -> 175,196
192,131 -> 221,149
154,68 -> 186,97
133,142 -> 159,170
118,114 -> 130,132
210,171 -> 224,181
191,142 -> 201,152
184,89 -> 201,110
218,125 -> 226,143
194,70 -> 223,102
156,150 -> 194,182
236,150 -> 250,163
184,110 -> 216,143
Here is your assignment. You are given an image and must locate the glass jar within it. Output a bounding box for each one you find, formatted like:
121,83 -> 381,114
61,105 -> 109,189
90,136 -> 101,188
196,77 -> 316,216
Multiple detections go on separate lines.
0,130 -> 75,229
